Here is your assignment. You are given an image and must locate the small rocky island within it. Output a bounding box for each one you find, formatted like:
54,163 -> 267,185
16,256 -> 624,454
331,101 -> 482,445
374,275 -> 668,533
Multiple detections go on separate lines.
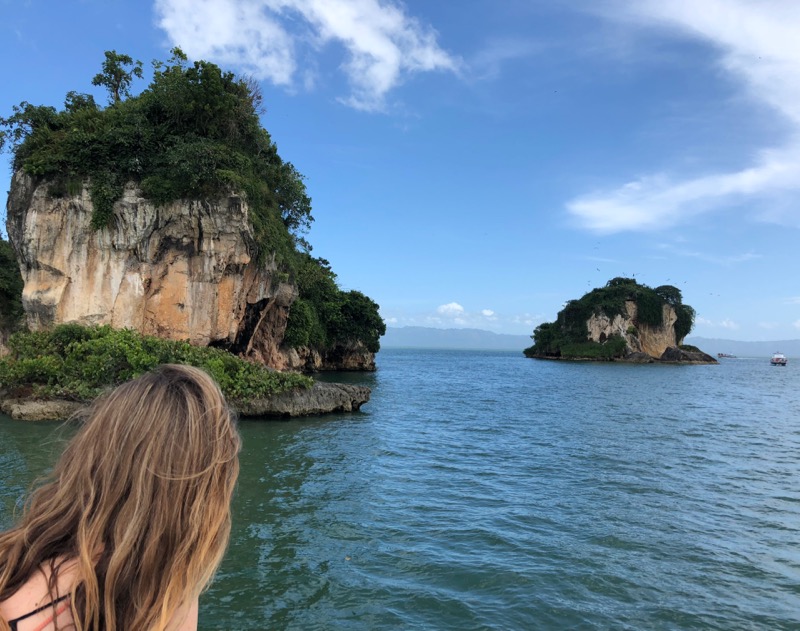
0,50 -> 383,420
524,277 -> 716,364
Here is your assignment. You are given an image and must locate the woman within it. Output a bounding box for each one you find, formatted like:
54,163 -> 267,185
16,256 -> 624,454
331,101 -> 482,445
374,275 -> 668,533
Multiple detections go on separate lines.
0,364 -> 241,631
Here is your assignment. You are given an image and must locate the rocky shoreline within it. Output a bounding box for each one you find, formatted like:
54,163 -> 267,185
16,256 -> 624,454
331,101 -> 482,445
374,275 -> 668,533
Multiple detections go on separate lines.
528,345 -> 718,364
0,381 -> 371,422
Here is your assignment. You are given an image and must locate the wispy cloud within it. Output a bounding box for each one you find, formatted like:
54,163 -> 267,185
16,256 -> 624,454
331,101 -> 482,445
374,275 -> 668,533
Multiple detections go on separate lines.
154,0 -> 458,111
697,315 -> 740,330
568,0 -> 800,232
469,37 -> 544,81
654,242 -> 761,266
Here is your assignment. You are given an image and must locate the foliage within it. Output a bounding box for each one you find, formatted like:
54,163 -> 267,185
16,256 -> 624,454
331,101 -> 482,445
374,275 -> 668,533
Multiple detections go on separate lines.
0,324 -> 311,403
524,278 -> 697,359
559,335 -> 628,360
679,344 -> 701,353
0,47 -> 313,260
285,255 -> 386,353
674,304 -> 696,342
0,238 -> 24,332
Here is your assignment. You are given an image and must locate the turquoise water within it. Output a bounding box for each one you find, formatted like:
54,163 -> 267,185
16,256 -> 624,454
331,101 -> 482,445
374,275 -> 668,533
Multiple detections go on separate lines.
2,350 -> 800,629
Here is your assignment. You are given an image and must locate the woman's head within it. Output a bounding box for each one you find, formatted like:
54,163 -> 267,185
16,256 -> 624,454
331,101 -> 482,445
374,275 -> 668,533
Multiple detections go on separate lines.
0,364 -> 241,630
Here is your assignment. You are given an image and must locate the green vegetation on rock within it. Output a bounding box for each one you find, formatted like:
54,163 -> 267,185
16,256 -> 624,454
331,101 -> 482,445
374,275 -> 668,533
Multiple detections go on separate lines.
524,277 -> 696,359
0,49 -> 384,356
0,238 -> 24,334
284,255 -> 386,353
0,324 -> 311,403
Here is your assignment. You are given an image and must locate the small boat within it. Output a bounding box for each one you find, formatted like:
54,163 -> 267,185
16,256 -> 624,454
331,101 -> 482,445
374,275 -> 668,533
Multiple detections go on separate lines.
717,353 -> 737,359
770,352 -> 788,366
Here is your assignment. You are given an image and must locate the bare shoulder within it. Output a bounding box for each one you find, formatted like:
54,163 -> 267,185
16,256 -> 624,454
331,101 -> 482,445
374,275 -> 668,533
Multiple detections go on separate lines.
0,558 -> 77,625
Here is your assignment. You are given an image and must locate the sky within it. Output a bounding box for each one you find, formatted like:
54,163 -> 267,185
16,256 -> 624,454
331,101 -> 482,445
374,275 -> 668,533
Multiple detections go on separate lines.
2,0 -> 800,342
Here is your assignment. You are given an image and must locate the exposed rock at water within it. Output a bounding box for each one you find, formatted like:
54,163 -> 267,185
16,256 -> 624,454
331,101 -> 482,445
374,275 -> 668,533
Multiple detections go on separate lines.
0,382 -> 370,421
235,382 -> 371,418
0,396 -> 84,422
659,346 -> 717,364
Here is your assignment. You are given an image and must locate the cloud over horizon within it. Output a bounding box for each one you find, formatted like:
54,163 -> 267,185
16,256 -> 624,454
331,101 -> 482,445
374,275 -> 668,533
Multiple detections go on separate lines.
154,0 -> 457,111
567,0 -> 800,233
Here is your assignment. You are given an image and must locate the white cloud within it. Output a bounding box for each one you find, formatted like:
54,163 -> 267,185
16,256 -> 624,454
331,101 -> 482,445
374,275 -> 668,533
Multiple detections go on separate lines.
568,0 -> 800,232
786,296 -> 800,305
154,0 -> 457,111
481,309 -> 495,317
794,319 -> 800,330
436,302 -> 465,317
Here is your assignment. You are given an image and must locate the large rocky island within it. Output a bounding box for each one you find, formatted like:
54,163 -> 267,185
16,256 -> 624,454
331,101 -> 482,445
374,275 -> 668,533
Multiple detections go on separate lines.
0,50 -> 384,420
524,277 -> 716,364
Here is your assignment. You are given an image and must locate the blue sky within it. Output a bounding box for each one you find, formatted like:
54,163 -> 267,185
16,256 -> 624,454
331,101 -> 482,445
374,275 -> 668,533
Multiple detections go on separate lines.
2,0 -> 799,341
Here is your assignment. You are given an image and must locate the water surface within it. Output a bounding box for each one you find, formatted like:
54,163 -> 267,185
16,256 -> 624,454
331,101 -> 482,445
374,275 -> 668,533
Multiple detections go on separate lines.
2,350 -> 799,629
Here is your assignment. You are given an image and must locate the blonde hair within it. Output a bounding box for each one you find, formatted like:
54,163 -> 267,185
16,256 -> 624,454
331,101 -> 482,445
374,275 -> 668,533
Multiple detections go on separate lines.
0,364 -> 241,631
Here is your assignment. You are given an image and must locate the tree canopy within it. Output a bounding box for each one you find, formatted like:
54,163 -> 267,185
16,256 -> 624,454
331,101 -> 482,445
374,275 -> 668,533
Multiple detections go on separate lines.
0,49 -> 384,355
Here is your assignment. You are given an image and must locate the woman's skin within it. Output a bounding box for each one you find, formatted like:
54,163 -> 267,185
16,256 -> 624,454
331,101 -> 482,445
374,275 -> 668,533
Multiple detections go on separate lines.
0,558 -> 199,631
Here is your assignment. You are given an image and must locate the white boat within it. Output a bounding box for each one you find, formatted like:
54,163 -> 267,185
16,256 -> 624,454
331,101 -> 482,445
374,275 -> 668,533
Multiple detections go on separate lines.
770,352 -> 788,366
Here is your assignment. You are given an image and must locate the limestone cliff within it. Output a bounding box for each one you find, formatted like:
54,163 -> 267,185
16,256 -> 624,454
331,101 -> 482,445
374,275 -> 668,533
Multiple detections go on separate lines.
6,172 -> 371,371
586,300 -> 679,358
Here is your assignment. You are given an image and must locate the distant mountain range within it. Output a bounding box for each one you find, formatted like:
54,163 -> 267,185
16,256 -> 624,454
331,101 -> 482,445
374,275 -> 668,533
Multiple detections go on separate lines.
381,327 -> 531,351
379,327 -> 800,356
685,336 -> 800,358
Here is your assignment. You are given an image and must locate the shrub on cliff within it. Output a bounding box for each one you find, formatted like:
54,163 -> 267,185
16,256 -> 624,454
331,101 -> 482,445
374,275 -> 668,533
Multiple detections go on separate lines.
524,278 -> 696,359
0,238 -> 24,333
0,324 -> 311,402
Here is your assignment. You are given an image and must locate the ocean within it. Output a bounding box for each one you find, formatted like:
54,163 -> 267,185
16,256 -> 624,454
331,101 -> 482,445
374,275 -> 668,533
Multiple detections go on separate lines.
2,349 -> 799,629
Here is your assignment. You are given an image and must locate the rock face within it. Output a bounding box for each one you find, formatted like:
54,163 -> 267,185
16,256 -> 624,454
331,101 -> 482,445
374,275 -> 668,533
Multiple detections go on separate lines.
7,172 -> 289,351
6,173 -> 375,372
586,300 -> 680,359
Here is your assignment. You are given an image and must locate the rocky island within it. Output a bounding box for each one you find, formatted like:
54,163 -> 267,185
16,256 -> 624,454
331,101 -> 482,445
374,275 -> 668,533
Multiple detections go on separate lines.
0,49 -> 384,420
524,277 -> 716,364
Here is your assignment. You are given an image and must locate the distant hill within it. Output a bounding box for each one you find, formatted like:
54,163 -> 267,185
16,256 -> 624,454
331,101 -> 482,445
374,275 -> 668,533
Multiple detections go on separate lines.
686,336 -> 800,358
381,327 -> 531,351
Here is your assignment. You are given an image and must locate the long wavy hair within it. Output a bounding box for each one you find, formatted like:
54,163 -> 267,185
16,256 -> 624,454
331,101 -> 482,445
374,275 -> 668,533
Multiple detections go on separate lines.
0,364 -> 241,630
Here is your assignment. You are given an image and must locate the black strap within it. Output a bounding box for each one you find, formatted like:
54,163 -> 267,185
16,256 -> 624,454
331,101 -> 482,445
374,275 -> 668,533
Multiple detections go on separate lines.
7,593 -> 70,629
